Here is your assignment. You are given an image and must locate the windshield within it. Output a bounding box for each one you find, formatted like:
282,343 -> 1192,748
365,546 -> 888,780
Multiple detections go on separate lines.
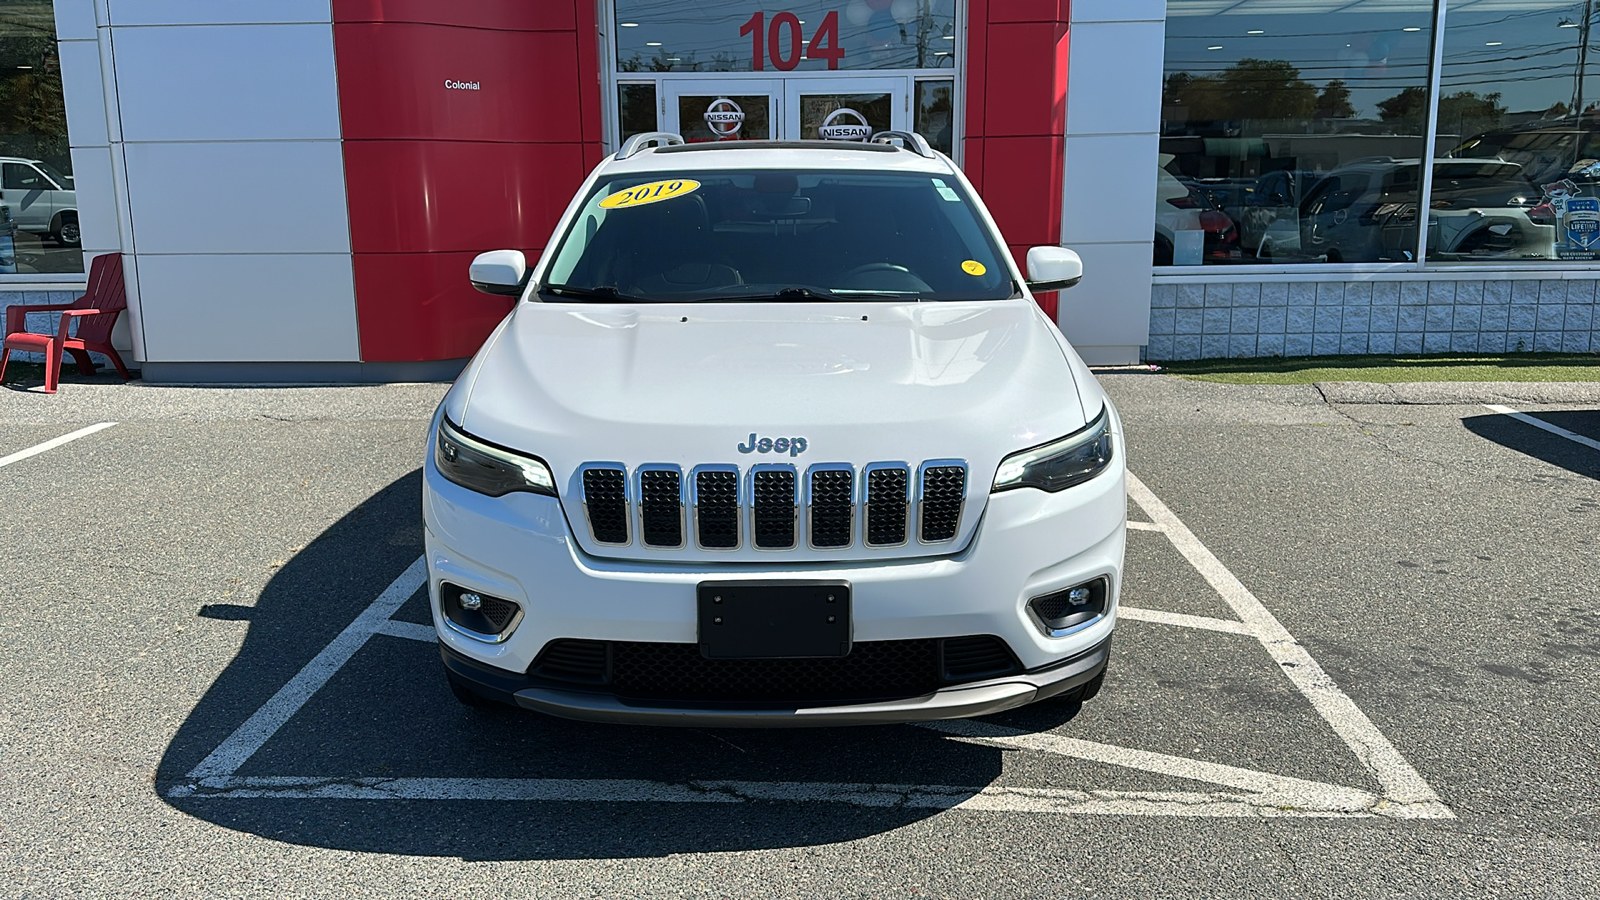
34,161 -> 72,188
539,169 -> 1013,302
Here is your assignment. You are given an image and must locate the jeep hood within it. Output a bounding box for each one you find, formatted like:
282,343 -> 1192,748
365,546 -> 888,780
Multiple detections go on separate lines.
453,300 -> 1094,559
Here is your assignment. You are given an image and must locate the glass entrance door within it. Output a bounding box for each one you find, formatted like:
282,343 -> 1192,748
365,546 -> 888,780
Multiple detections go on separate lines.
663,80 -> 783,143
787,76 -> 909,143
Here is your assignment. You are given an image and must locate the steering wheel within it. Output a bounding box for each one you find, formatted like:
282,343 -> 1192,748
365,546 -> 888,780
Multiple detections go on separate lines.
841,262 -> 914,278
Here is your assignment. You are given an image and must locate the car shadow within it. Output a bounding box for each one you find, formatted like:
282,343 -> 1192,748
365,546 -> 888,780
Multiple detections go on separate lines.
157,470 -> 1081,860
1463,409 -> 1600,481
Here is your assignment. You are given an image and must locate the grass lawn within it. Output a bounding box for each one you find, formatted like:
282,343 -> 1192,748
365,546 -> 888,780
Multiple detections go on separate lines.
1160,353 -> 1600,385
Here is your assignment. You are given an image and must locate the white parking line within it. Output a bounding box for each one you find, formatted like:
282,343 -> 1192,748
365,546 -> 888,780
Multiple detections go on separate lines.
1125,520 -> 1166,532
0,422 -> 116,469
1117,606 -> 1254,636
1126,473 -> 1452,818
1484,404 -> 1600,452
185,557 -> 428,780
173,475 -> 1452,820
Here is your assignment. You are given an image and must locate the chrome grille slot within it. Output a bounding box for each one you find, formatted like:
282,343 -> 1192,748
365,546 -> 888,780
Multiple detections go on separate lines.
807,466 -> 854,549
864,464 -> 910,547
750,465 -> 798,549
918,462 -> 967,543
580,466 -> 629,546
638,466 -> 683,548
693,467 -> 741,549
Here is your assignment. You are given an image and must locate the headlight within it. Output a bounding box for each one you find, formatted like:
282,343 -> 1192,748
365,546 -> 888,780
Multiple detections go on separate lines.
992,406 -> 1114,494
434,416 -> 557,498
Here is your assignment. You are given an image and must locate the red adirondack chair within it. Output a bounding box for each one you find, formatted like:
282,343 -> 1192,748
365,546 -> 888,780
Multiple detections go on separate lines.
1,253 -> 131,393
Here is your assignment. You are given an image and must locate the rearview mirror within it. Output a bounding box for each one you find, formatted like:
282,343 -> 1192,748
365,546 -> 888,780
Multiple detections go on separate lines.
469,250 -> 528,296
1025,246 -> 1083,292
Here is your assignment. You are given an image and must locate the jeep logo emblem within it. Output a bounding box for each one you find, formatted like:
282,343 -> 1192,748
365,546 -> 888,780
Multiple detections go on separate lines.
737,433 -> 807,457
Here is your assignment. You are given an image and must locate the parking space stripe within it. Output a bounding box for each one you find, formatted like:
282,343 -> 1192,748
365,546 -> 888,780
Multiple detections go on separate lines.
1483,404 -> 1600,452
1125,521 -> 1166,532
375,620 -> 436,643
168,775 -> 1399,818
929,719 -> 1378,811
1118,606 -> 1253,636
0,422 -> 116,469
185,556 -> 428,780
1126,473 -> 1453,819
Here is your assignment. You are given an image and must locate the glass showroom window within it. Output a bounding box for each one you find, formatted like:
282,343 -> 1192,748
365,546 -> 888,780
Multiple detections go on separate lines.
0,1 -> 78,275
1432,2 -> 1600,263
1159,1 -> 1437,266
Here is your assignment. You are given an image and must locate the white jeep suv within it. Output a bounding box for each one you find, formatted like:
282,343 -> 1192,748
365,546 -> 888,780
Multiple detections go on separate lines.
423,132 -> 1126,726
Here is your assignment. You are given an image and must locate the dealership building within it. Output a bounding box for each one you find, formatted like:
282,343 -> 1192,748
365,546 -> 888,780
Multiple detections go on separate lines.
2,0 -> 1598,381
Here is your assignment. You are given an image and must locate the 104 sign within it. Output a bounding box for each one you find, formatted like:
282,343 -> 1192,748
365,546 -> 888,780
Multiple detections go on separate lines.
741,10 -> 844,70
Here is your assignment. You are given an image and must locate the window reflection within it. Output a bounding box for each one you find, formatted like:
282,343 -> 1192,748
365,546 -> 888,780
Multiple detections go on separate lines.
0,0 -> 80,274
1437,1 -> 1600,262
614,0 -> 956,73
618,83 -> 658,141
1160,1 -> 1436,265
915,79 -> 954,155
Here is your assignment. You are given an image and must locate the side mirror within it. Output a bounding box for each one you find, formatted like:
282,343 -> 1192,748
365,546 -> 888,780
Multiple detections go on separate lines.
1025,246 -> 1083,292
469,250 -> 528,296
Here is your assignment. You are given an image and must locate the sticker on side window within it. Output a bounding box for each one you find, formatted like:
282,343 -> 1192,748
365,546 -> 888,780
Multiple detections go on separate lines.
932,178 -> 962,202
599,179 -> 702,209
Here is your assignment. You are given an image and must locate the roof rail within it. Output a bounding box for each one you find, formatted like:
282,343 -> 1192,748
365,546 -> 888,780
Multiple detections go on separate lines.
869,131 -> 936,159
617,132 -> 685,159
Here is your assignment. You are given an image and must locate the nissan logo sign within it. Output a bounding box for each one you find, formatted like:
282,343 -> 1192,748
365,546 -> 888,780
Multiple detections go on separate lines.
704,97 -> 745,138
818,108 -> 870,142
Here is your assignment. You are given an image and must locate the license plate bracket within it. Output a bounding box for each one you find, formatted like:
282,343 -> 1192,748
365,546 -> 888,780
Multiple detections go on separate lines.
697,580 -> 851,659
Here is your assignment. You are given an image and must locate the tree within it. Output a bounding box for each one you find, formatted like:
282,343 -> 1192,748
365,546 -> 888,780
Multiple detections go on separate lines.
1376,86 -> 1428,123
1315,80 -> 1355,119
1163,58 -> 1318,122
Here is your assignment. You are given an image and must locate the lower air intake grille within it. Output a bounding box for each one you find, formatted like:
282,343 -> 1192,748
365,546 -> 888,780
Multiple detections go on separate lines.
865,466 -> 909,546
638,468 -> 683,548
478,596 -> 520,632
808,468 -> 854,548
751,468 -> 797,549
695,469 -> 740,549
582,468 -> 628,545
528,636 -> 1022,704
940,635 -> 1022,681
919,464 -> 967,543
530,639 -> 608,685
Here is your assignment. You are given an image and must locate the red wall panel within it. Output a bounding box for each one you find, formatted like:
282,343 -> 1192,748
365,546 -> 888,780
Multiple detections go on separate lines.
335,23 -> 580,143
343,141 -> 585,254
332,0 -> 575,31
962,0 -> 1070,321
352,252 -> 517,362
335,2 -> 603,362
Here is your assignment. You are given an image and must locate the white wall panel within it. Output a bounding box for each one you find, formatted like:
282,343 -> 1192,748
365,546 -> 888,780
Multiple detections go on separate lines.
112,24 -> 340,142
107,0 -> 332,26
1055,243 -> 1155,350
1062,134 -> 1160,245
1065,21 -> 1165,137
68,147 -> 121,253
137,254 -> 359,362
52,0 -> 98,40
58,39 -> 108,148
124,141 -> 351,255
1072,0 -> 1166,23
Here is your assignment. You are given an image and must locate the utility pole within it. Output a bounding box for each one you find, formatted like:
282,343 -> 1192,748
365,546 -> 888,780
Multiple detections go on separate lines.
1574,0 -> 1594,121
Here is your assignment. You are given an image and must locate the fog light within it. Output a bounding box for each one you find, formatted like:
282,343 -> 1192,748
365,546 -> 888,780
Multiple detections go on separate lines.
440,583 -> 522,642
1027,578 -> 1108,638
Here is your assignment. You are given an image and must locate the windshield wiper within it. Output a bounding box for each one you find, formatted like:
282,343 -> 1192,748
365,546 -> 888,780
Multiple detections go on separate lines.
709,287 -> 836,303
539,284 -> 640,302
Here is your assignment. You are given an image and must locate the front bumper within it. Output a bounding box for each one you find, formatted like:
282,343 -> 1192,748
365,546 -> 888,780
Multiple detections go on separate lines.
441,636 -> 1110,727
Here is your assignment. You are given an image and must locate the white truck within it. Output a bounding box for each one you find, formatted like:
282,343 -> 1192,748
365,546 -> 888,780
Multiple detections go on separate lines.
423,132 -> 1126,726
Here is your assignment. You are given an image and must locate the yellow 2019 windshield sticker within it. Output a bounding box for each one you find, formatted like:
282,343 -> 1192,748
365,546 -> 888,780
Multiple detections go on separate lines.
599,179 -> 701,209
961,260 -> 987,276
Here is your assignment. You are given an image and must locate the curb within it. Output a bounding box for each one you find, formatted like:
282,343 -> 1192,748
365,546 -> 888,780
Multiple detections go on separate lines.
1313,381 -> 1600,406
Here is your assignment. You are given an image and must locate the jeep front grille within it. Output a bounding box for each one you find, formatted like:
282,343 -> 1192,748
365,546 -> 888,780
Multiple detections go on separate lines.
576,460 -> 967,551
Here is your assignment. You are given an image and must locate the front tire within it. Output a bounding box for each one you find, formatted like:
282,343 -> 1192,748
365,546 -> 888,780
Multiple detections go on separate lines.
53,214 -> 80,248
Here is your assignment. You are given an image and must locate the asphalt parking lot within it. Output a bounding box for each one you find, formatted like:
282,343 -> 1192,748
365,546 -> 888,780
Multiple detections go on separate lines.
2,375 -> 1597,897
